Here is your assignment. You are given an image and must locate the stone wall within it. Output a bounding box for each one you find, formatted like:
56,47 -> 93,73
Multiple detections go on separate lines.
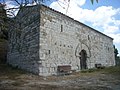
7,5 -> 115,76
39,5 -> 115,75
7,6 -> 40,74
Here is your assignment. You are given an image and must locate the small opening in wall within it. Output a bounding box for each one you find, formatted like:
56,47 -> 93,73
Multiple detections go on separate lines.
49,50 -> 50,54
61,25 -> 63,32
88,35 -> 90,40
70,45 -> 73,48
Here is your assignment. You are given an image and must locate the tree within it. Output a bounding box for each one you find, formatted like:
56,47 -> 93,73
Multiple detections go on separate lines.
114,45 -> 118,59
0,3 -> 8,40
113,45 -> 120,65
91,0 -> 98,4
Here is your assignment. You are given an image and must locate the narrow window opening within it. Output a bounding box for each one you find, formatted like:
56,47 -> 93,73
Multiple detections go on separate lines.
48,50 -> 50,54
88,35 -> 90,40
61,25 -> 63,32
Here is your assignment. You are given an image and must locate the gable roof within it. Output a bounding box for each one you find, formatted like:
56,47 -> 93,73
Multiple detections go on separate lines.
40,4 -> 113,40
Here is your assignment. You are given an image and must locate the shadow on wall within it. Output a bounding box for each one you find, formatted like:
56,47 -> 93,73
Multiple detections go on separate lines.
0,40 -> 7,63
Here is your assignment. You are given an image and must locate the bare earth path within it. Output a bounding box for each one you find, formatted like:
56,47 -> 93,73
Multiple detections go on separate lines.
0,64 -> 120,90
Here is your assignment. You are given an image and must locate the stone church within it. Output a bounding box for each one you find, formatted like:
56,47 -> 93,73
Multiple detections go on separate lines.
7,5 -> 115,76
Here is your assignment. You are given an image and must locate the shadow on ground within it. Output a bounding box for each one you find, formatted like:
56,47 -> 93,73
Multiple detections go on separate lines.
0,64 -> 120,90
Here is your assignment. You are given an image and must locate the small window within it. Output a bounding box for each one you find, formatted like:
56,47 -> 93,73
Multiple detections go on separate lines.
88,35 -> 90,40
61,25 -> 63,32
48,50 -> 50,54
70,45 -> 73,48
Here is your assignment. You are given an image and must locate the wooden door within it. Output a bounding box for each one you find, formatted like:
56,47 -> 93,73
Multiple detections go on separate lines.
79,50 -> 87,69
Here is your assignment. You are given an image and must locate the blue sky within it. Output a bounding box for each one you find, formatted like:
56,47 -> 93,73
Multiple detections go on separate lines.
1,0 -> 120,55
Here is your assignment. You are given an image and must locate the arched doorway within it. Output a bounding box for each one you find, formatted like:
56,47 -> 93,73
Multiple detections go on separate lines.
79,49 -> 87,70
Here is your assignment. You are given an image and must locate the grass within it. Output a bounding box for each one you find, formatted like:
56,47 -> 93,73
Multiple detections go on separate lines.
0,63 -> 120,81
0,64 -> 26,74
80,66 -> 120,75
0,63 -> 120,90
100,66 -> 120,74
1,63 -> 120,75
0,64 -> 27,80
80,68 -> 98,73
0,38 -> 7,42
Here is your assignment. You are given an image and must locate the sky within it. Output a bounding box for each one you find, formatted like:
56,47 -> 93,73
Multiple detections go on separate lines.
1,0 -> 120,55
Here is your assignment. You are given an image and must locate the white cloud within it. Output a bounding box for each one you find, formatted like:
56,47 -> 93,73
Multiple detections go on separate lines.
103,25 -> 119,34
50,1 -> 120,43
5,1 -> 19,17
5,1 -> 15,9
50,0 -> 86,16
107,33 -> 120,44
50,0 -> 66,14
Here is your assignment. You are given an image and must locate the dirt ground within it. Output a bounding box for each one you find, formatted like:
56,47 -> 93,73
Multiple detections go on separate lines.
0,64 -> 120,90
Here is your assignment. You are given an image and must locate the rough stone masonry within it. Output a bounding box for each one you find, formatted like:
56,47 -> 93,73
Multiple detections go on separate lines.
7,5 -> 115,76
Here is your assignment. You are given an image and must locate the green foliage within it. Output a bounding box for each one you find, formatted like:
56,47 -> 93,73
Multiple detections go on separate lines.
113,45 -> 120,65
81,68 -> 100,73
80,66 -> 120,75
116,56 -> 120,66
114,45 -> 118,57
101,66 -> 120,74
0,4 -> 8,40
0,38 -> 7,42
